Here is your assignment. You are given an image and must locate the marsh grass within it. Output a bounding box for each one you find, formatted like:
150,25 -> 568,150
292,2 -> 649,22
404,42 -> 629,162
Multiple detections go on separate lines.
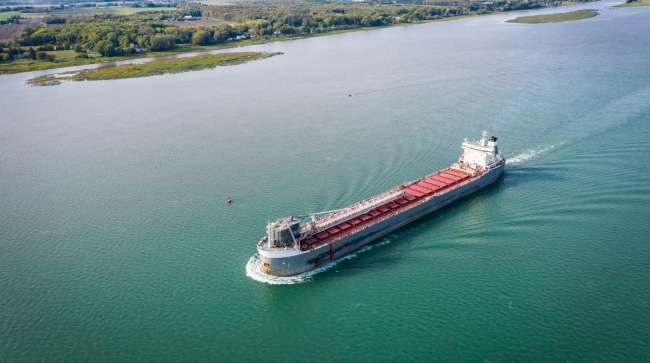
613,0 -> 650,7
27,51 -> 279,86
507,9 -> 598,23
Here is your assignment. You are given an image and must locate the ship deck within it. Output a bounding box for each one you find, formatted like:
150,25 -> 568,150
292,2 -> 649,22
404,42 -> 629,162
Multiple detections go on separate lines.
300,167 -> 477,251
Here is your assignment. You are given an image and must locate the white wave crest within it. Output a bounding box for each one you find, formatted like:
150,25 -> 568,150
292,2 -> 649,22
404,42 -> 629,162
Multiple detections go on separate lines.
506,144 -> 557,165
245,239 -> 392,285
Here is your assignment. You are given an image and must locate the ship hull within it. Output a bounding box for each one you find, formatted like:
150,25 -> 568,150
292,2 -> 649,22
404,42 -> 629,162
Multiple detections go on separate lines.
258,162 -> 505,276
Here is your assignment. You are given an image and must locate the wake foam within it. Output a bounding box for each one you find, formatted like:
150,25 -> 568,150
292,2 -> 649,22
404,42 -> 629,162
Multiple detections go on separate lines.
506,144 -> 557,165
245,254 -> 316,285
245,239 -> 392,285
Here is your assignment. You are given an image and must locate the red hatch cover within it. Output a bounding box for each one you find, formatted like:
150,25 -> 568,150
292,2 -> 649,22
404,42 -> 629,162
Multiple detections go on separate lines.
410,185 -> 432,194
447,170 -> 469,178
425,178 -> 446,188
417,182 -> 437,192
329,227 -> 341,234
315,232 -> 329,240
406,188 -> 425,198
436,174 -> 457,183
441,172 -> 461,181
430,176 -> 453,185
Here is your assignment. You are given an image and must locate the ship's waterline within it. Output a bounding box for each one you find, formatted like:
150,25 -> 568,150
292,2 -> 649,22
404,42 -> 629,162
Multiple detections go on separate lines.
256,132 -> 505,277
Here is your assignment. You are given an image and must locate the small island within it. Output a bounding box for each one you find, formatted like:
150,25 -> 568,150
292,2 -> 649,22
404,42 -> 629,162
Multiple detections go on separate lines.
507,9 -> 599,23
27,51 -> 280,86
614,0 -> 650,7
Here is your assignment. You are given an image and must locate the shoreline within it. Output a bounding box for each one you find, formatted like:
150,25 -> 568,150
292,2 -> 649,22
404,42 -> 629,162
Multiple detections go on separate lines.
613,0 -> 650,6
0,2 -> 597,76
506,9 -> 599,23
26,51 -> 280,86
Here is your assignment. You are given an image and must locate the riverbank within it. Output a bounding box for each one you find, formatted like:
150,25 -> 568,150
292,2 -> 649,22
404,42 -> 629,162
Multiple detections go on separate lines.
614,0 -> 650,6
1,1 -> 596,76
27,51 -> 278,86
507,9 -> 599,23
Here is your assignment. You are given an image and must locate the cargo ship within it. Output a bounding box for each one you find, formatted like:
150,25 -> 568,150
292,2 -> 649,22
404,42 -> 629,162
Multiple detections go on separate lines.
257,131 -> 505,276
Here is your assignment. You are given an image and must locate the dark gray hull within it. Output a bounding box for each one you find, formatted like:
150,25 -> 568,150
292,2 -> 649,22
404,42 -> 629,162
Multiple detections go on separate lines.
259,162 -> 504,276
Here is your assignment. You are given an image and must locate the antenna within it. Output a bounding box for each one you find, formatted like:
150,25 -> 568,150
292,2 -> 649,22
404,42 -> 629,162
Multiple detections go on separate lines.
481,130 -> 489,146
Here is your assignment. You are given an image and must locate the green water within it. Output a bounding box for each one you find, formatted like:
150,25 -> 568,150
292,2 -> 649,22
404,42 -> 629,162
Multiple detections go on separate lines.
1,1 -> 650,361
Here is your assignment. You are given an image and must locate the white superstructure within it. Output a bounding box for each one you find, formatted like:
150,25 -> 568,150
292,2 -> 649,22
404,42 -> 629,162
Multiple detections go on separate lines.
458,131 -> 500,169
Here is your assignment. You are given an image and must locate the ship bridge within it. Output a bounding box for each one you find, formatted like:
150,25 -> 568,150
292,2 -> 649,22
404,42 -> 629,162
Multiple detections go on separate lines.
459,131 -> 500,170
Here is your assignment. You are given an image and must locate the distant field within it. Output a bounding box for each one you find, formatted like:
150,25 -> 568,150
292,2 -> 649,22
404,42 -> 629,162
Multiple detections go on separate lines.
45,49 -> 77,60
0,23 -> 20,42
614,0 -> 650,6
507,9 -> 598,23
0,17 -> 40,42
0,11 -> 20,21
30,6 -> 177,16
174,18 -> 230,28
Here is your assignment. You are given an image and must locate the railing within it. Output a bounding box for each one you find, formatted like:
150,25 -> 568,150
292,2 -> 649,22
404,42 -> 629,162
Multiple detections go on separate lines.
302,166 -> 491,251
312,190 -> 405,231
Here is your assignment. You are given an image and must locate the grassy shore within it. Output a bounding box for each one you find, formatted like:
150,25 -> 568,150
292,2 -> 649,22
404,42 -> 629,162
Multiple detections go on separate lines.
27,51 -> 279,86
614,0 -> 650,6
0,56 -> 109,74
507,9 -> 598,23
0,50 -> 134,75
0,11 -> 20,21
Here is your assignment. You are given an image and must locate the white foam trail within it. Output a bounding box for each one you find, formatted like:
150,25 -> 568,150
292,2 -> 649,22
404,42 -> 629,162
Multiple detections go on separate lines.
245,239 -> 392,285
506,144 -> 557,165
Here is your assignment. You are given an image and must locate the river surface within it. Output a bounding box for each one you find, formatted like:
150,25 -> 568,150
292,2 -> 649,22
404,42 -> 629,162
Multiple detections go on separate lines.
2,1 -> 650,361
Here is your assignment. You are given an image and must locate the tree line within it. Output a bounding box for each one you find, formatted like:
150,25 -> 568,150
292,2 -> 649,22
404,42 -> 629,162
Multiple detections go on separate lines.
14,15 -> 245,56
0,46 -> 55,62
2,0 -> 592,61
